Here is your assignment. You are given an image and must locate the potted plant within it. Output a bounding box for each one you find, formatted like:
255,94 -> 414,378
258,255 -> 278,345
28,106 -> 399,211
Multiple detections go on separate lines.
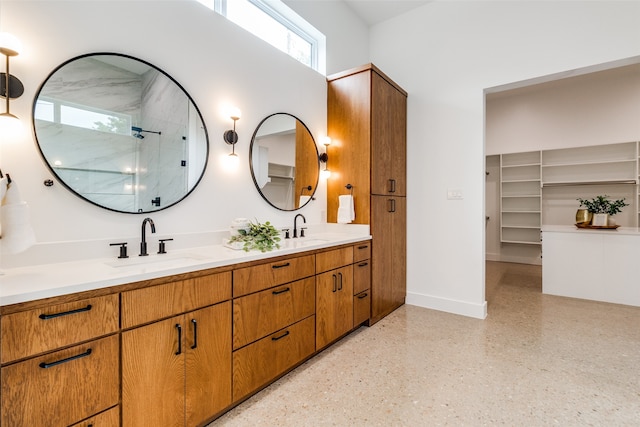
227,219 -> 281,252
577,195 -> 628,226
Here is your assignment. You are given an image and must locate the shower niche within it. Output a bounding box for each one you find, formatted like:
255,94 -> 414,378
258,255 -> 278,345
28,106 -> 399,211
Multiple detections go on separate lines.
33,53 -> 209,213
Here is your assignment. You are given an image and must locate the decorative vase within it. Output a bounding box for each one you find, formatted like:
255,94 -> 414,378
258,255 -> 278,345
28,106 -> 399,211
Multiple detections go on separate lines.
575,209 -> 592,225
591,213 -> 608,226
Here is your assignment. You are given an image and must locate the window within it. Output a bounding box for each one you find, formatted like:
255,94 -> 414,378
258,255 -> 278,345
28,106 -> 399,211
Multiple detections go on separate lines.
198,0 -> 326,74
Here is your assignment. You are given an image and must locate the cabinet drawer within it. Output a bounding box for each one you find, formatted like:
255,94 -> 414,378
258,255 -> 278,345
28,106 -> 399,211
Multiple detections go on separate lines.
354,290 -> 371,326
316,246 -> 353,273
353,259 -> 371,295
233,254 -> 315,297
70,406 -> 119,427
234,277 -> 315,350
1,294 -> 119,364
121,272 -> 232,329
353,241 -> 371,262
1,335 -> 119,427
232,316 -> 315,401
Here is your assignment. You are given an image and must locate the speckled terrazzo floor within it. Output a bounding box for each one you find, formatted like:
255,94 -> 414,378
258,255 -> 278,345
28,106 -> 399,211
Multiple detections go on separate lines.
210,261 -> 640,426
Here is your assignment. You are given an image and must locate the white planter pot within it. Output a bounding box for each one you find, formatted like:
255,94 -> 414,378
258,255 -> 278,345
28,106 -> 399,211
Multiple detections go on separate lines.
592,213 -> 609,226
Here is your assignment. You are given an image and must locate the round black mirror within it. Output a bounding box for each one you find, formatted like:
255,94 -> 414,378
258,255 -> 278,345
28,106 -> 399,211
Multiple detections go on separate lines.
33,53 -> 209,213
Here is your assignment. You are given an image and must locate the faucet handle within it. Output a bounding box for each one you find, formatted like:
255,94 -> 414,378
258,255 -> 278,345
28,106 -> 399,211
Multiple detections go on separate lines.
282,228 -> 290,239
300,227 -> 307,238
109,242 -> 128,259
158,238 -> 173,254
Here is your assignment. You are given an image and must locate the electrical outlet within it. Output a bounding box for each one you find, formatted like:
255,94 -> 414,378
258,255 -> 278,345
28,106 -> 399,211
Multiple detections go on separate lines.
447,189 -> 463,200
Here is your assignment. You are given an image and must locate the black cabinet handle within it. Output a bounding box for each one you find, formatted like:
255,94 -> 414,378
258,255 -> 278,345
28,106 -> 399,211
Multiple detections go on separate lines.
271,330 -> 290,341
175,324 -> 182,355
39,348 -> 92,369
357,292 -> 369,299
388,199 -> 396,213
357,262 -> 369,268
272,287 -> 291,295
191,319 -> 198,350
39,304 -> 92,320
338,272 -> 343,291
389,179 -> 396,193
357,245 -> 369,250
272,262 -> 291,269
332,274 -> 337,292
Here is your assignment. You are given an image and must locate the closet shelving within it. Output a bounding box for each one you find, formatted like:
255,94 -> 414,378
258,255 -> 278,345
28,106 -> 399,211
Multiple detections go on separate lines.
500,151 -> 542,245
499,142 -> 640,246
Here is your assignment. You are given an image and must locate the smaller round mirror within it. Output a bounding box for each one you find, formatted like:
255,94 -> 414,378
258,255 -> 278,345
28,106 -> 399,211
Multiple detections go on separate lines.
249,113 -> 319,211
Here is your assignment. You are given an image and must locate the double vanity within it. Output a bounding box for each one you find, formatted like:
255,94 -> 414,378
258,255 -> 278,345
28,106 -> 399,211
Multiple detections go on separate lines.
0,225 -> 373,426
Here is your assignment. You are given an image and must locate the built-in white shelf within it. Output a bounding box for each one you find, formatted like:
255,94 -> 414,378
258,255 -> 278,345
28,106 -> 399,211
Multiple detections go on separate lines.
499,142 -> 640,245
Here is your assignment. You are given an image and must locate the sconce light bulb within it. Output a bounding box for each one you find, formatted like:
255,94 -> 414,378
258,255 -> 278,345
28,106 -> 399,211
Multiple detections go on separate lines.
229,107 -> 241,121
0,112 -> 22,136
320,169 -> 332,180
0,33 -> 22,57
321,136 -> 331,147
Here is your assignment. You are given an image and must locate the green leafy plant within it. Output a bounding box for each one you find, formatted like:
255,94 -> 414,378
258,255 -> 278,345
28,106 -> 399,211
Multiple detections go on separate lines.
577,195 -> 629,216
228,220 -> 281,252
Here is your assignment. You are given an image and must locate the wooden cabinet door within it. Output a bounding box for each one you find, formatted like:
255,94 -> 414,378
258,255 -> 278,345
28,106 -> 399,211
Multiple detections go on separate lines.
371,71 -> 407,196
122,316 -> 185,427
185,302 -> 232,427
316,265 -> 353,350
371,195 -> 406,324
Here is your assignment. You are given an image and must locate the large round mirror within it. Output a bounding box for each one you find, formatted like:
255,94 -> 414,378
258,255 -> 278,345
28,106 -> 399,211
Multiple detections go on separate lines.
33,53 -> 208,213
250,113 -> 319,211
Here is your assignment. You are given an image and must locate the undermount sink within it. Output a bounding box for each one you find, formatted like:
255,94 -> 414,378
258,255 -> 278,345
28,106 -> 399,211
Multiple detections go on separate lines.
105,253 -> 206,269
284,238 -> 329,247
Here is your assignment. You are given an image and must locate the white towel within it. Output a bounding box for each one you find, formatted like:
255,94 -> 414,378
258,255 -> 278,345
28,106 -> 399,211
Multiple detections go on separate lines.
337,195 -> 355,224
1,180 -> 36,254
299,195 -> 311,207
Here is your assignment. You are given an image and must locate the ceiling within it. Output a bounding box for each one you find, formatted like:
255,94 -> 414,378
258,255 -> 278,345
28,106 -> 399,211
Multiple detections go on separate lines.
343,0 -> 433,26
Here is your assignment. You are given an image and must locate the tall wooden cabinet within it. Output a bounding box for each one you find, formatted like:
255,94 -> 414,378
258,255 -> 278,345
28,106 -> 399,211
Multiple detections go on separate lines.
327,64 -> 407,324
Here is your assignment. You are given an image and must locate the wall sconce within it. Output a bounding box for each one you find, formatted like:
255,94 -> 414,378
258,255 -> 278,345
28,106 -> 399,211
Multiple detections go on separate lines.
319,136 -> 331,179
0,32 -> 24,128
223,108 -> 241,166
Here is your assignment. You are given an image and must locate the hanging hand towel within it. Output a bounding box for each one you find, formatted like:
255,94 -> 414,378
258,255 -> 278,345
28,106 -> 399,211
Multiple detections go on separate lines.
1,180 -> 36,254
337,195 -> 355,224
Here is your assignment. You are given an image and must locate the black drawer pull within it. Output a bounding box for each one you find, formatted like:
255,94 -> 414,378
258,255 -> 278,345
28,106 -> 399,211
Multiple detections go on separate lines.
272,287 -> 291,295
191,319 -> 198,350
272,262 -> 291,269
271,330 -> 290,341
175,324 -> 182,355
357,262 -> 369,267
39,348 -> 92,369
389,179 -> 396,193
357,292 -> 369,299
357,245 -> 369,250
338,272 -> 343,291
39,304 -> 92,320
332,274 -> 337,292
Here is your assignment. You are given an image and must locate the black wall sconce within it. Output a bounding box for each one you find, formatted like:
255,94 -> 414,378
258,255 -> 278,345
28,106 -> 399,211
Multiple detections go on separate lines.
223,108 -> 241,163
0,32 -> 24,126
319,136 -> 331,179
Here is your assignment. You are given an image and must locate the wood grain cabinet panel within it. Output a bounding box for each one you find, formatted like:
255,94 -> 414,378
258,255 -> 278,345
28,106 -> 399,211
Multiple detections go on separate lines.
353,259 -> 371,296
1,335 -> 119,427
69,406 -> 119,427
353,290 -> 371,327
316,265 -> 354,350
353,242 -> 371,263
122,302 -> 231,427
233,255 -> 315,297
316,246 -> 353,273
1,294 -> 119,364
233,277 -> 315,350
232,316 -> 315,402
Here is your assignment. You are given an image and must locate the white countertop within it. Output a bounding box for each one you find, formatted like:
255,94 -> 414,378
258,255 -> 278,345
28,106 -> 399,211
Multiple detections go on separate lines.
542,225 -> 640,236
0,227 -> 371,307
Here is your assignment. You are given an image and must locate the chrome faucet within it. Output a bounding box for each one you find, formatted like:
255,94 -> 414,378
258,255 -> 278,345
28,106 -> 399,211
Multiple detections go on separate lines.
293,213 -> 306,238
140,217 -> 156,256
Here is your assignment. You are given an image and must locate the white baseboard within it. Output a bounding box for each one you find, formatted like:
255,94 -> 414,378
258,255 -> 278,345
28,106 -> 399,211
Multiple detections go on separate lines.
485,252 -> 541,266
406,292 -> 487,319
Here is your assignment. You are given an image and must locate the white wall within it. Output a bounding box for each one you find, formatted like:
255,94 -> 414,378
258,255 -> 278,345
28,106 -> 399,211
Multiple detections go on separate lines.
0,0 -> 328,267
367,1 -> 640,318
